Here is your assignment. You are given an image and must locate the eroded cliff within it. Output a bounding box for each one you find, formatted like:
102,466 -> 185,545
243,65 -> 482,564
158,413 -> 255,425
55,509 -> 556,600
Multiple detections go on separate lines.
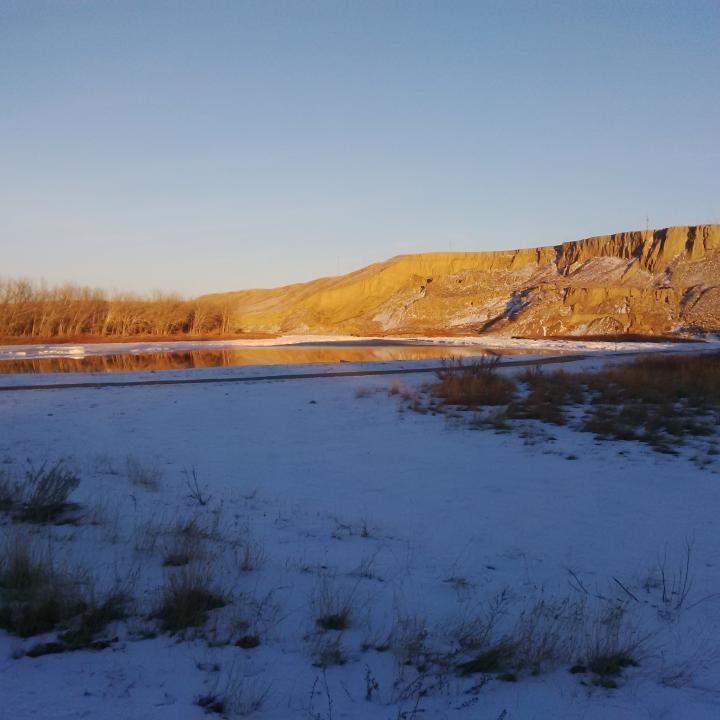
205,224 -> 720,336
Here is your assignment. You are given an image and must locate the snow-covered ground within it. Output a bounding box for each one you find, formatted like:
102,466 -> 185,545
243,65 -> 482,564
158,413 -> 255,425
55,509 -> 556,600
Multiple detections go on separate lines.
1,351 -> 719,719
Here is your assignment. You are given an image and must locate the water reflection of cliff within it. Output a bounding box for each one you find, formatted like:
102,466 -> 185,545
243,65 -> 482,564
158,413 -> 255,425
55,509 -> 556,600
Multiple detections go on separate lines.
0,345 -> 548,375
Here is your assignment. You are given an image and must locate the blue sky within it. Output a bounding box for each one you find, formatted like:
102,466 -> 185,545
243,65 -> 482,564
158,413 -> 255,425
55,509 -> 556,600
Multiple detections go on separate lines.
1,1 -> 718,295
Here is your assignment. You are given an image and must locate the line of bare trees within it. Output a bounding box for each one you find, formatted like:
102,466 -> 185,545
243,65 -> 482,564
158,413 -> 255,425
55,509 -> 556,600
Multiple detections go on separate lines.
0,279 -> 240,339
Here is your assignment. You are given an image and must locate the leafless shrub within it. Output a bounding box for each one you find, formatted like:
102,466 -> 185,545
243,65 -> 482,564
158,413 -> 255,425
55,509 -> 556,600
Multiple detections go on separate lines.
184,467 -> 211,506
125,456 -> 162,490
658,542 -> 694,615
232,589 -> 284,641
14,461 -> 80,523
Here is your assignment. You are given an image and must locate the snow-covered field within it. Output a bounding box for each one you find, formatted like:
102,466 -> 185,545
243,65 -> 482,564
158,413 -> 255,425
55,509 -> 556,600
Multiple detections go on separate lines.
1,349 -> 719,719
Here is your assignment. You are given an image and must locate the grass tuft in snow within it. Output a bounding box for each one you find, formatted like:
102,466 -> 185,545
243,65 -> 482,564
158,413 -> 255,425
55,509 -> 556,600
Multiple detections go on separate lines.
0,468 -> 19,511
154,566 -> 227,632
236,537 -> 267,573
311,632 -> 348,667
125,456 -> 162,490
11,461 -> 81,524
314,578 -> 354,632
0,533 -> 86,637
197,665 -> 270,717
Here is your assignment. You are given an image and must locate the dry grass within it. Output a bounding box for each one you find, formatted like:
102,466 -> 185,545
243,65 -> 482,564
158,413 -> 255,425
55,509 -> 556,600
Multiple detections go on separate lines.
313,578 -> 355,631
389,614 -> 430,668
158,514 -> 215,568
0,469 -> 18,511
577,605 -> 643,688
0,534 -> 86,637
311,632 -> 348,667
586,352 -> 720,407
432,357 -> 517,407
53,590 -> 130,652
428,353 -> 720,455
454,597 -> 582,677
231,589 -> 284,642
578,353 -> 720,452
153,566 -> 227,632
136,514 -> 219,556
13,461 -> 81,523
197,666 -> 270,717
237,541 -> 267,572
162,532 -> 204,567
125,456 -> 162,490
507,368 -> 584,425
452,594 -> 643,688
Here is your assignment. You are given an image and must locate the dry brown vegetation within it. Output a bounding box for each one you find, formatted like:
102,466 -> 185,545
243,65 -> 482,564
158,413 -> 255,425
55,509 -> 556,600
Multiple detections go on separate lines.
432,357 -> 517,407
0,534 -> 87,638
1,462 -> 81,524
428,352 -> 720,454
0,278 -> 244,340
577,353 -> 720,452
153,566 -> 227,632
313,578 -> 355,632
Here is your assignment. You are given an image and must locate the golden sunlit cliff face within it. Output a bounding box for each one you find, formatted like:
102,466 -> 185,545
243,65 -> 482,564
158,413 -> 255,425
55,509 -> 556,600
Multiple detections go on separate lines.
205,225 -> 720,336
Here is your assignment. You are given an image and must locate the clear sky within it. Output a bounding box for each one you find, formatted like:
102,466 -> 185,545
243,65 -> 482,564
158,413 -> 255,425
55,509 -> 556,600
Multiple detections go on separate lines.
1,1 -> 719,296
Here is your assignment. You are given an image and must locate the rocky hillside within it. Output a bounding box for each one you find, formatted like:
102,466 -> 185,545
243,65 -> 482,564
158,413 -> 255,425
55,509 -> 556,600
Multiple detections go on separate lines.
206,224 -> 720,336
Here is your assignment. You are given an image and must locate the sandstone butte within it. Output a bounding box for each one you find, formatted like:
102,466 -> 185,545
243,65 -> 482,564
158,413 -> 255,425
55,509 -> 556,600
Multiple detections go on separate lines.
203,224 -> 720,337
